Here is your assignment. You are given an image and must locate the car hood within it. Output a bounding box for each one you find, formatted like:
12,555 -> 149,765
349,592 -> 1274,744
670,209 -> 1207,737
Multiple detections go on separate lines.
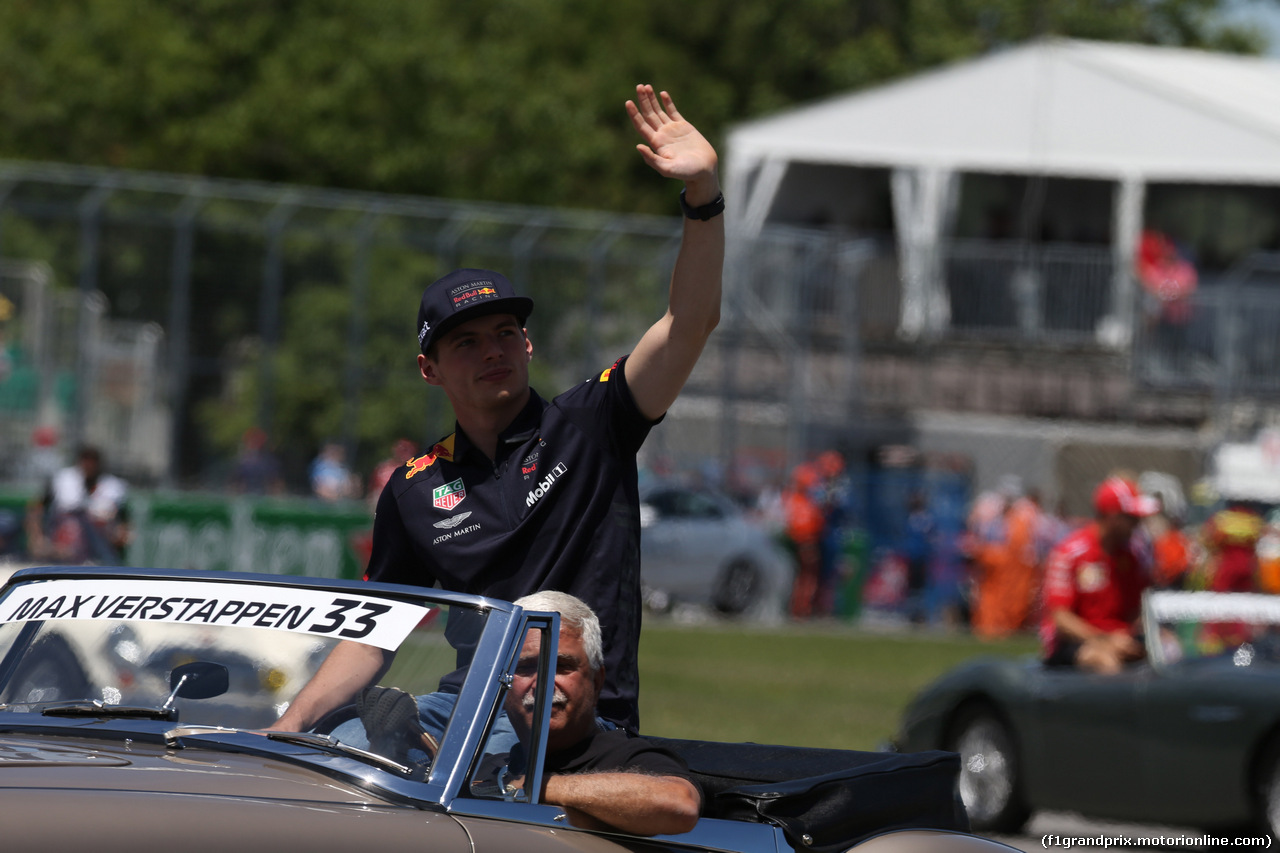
0,731 -> 469,851
0,732 -> 386,801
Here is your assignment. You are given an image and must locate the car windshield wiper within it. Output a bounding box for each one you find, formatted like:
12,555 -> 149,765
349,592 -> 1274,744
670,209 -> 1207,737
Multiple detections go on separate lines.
263,730 -> 420,776
0,699 -> 177,721
45,700 -> 175,720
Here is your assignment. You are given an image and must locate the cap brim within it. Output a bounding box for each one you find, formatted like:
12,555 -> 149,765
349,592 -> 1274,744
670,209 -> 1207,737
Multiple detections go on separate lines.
422,296 -> 534,353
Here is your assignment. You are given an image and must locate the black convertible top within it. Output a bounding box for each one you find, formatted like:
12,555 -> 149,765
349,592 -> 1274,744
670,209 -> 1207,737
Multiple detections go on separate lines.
650,737 -> 969,852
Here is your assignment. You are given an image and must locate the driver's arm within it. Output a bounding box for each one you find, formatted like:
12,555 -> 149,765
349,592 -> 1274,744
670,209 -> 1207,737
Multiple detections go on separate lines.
541,770 -> 701,836
268,640 -> 393,731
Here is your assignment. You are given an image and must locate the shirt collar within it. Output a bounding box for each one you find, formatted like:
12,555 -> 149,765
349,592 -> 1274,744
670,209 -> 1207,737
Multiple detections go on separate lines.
450,389 -> 546,463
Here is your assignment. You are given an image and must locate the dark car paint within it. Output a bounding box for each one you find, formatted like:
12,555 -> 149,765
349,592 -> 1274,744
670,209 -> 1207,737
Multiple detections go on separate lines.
896,655 -> 1280,829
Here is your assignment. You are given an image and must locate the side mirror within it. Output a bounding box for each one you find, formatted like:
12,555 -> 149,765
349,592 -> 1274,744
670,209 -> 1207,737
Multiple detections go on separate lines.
166,661 -> 230,704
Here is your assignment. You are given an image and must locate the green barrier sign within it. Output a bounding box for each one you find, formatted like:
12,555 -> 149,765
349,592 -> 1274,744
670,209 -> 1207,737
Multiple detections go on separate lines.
126,493 -> 374,580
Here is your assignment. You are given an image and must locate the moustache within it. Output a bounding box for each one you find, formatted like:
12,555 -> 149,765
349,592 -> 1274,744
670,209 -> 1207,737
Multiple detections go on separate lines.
521,687 -> 569,710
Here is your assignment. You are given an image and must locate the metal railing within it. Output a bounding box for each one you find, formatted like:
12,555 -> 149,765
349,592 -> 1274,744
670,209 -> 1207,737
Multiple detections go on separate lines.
0,156 -> 1276,490
1132,253 -> 1280,400
938,239 -> 1116,344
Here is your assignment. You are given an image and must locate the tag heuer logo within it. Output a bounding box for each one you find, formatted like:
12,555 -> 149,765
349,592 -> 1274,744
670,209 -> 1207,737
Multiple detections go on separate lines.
433,478 -> 467,511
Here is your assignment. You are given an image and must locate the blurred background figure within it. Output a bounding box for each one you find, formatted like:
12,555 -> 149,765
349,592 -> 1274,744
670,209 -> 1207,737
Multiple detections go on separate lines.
22,424 -> 62,485
961,487 -> 1007,632
1003,484 -> 1045,631
784,461 -> 825,620
367,438 -> 418,508
814,450 -> 851,618
1198,504 -> 1263,593
970,476 -> 1044,639
25,444 -> 131,564
1195,503 -> 1264,650
1257,509 -> 1280,595
1040,476 -> 1155,675
310,442 -> 359,502
901,491 -> 936,625
230,427 -> 285,496
1146,494 -> 1194,590
1136,228 -> 1198,373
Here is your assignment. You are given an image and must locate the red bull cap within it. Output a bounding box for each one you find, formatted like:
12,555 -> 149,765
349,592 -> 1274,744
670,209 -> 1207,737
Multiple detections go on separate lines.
417,268 -> 534,356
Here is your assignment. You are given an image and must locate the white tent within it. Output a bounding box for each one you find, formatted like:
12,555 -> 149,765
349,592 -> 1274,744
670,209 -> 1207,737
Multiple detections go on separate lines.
725,37 -> 1280,337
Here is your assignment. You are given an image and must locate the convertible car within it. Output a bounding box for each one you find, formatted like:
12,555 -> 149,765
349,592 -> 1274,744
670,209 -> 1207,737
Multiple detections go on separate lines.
894,590 -> 1280,837
0,566 -> 1003,852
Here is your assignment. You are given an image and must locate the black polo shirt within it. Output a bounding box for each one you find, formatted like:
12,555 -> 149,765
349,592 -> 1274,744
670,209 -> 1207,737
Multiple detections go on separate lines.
544,728 -> 695,785
366,355 -> 655,731
471,729 -> 700,805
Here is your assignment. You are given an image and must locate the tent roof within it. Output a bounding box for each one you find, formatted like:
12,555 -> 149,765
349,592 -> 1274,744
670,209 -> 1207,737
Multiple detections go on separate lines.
726,38 -> 1280,184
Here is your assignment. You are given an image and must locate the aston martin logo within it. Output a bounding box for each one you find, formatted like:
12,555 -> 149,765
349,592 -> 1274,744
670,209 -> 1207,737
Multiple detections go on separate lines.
433,512 -> 473,529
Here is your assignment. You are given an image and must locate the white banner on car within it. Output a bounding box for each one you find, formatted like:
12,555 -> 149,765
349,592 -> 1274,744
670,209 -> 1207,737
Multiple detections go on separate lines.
0,578 -> 431,651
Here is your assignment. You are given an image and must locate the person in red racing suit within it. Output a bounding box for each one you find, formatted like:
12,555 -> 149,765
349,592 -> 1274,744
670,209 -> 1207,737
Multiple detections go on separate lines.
1041,476 -> 1157,674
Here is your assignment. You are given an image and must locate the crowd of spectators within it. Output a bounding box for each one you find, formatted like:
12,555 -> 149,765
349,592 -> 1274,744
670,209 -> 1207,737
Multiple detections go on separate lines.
14,419 -> 1280,638
761,455 -> 1280,643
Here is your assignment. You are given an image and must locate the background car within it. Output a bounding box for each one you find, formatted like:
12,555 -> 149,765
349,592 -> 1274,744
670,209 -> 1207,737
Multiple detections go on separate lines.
639,483 -> 791,620
893,590 -> 1280,838
0,565 -> 998,852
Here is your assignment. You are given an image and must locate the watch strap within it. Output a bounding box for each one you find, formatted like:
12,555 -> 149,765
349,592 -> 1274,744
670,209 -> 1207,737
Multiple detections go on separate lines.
679,188 -> 725,221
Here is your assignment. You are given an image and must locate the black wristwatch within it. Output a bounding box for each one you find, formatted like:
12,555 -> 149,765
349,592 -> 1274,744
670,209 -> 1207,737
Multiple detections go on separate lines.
679,188 -> 725,221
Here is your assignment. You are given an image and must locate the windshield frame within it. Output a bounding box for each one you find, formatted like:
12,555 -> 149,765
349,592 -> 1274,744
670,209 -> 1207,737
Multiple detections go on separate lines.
0,564 -> 550,811
1143,589 -> 1280,672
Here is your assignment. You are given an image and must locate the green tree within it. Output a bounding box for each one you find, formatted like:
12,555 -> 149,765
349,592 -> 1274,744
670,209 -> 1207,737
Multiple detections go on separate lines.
0,1 -> 1264,213
0,0 -> 1267,481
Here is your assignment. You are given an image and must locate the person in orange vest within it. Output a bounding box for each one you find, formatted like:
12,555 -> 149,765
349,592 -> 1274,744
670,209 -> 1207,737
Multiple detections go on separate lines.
1146,495 -> 1194,590
971,478 -> 1041,639
784,462 -> 826,620
1256,510 -> 1280,594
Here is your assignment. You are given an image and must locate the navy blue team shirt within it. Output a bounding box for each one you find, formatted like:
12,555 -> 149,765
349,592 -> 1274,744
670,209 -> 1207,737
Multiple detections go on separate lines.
366,355 -> 655,732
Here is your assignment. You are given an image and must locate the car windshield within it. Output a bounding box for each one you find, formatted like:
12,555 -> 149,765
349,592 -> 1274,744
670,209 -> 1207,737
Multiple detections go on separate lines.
1145,590 -> 1280,668
0,571 -> 481,733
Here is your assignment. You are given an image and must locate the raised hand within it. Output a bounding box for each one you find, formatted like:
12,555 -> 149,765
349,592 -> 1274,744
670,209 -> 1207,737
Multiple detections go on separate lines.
625,84 -> 718,190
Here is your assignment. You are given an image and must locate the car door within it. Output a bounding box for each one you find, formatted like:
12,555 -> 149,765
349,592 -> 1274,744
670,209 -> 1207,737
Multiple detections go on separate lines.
1136,664 -> 1259,827
454,807 -> 784,853
1029,666 -> 1147,816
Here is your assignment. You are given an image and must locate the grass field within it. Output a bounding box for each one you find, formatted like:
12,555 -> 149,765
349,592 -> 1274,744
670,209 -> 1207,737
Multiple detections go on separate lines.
637,620 -> 1039,751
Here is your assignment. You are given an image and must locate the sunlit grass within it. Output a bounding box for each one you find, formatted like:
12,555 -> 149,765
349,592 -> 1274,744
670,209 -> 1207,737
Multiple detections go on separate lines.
637,620 -> 1039,750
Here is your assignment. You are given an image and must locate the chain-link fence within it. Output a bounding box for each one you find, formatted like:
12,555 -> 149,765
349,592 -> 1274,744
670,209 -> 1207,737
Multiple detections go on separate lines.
0,159 -> 1278,517
0,161 -> 862,493
0,258 -> 178,485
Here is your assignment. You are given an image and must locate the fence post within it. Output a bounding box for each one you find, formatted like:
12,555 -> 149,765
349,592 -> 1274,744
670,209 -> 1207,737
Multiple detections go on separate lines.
257,199 -> 298,434
343,210 -> 382,461
1109,177 -> 1145,347
74,181 -> 115,450
166,192 -> 206,487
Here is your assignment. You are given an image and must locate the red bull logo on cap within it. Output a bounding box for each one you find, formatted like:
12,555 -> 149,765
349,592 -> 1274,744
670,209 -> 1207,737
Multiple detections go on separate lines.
433,478 -> 467,511
450,282 -> 500,309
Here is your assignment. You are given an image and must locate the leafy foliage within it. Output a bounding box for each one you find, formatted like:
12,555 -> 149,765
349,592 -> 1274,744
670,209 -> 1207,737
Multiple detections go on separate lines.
0,1 -> 1263,214
0,1 -> 1266,482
